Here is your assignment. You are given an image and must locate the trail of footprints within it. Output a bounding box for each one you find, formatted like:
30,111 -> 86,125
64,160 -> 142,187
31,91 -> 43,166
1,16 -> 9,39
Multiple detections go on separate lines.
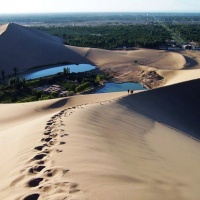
11,97 -> 123,200
11,108 -> 83,200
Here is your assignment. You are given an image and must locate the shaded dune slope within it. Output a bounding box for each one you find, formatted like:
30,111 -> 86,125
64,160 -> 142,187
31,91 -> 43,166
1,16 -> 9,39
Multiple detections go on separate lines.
0,23 -> 91,74
119,78 -> 200,140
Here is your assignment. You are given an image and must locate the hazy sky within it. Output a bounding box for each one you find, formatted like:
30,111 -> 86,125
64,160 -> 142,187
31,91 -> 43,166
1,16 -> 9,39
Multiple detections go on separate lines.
0,0 -> 199,13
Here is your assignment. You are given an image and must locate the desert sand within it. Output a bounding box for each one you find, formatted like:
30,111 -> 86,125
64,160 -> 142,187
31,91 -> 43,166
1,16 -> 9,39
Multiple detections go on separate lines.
1,80 -> 200,200
1,23 -> 200,200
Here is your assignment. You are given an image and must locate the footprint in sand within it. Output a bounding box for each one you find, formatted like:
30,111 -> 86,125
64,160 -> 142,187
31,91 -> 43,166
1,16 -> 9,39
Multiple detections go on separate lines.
23,193 -> 40,200
34,145 -> 46,151
43,131 -> 51,136
32,153 -> 47,160
28,178 -> 44,187
46,122 -> 54,126
59,141 -> 66,145
41,149 -> 50,154
61,133 -> 69,137
45,125 -> 52,130
36,158 -> 52,165
29,165 -> 46,174
50,133 -> 58,138
38,181 -> 80,196
48,140 -> 59,146
43,167 -> 68,178
37,160 -> 45,165
39,182 -> 69,195
56,149 -> 63,153
69,183 -> 81,194
41,137 -> 53,142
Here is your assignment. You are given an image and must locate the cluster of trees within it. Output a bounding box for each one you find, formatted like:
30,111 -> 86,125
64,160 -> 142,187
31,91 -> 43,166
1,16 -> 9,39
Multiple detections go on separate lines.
36,24 -> 200,49
0,69 -> 110,103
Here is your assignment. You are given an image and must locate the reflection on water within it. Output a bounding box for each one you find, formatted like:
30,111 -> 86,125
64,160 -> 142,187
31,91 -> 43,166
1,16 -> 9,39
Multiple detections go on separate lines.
96,82 -> 146,93
22,64 -> 95,80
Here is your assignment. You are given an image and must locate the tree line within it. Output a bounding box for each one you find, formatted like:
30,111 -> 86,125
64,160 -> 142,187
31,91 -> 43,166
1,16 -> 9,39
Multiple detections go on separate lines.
0,68 -> 110,103
36,24 -> 200,49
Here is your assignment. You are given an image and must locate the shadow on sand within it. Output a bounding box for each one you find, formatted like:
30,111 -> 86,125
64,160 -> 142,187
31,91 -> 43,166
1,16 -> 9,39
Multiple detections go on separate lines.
119,78 -> 200,140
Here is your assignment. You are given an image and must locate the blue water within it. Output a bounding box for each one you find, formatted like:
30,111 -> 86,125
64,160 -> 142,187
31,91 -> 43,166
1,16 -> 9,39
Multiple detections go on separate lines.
96,82 -> 146,93
22,64 -> 95,80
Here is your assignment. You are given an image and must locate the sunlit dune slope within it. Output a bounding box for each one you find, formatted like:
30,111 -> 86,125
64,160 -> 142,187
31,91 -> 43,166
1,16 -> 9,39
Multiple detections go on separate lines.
85,48 -> 186,70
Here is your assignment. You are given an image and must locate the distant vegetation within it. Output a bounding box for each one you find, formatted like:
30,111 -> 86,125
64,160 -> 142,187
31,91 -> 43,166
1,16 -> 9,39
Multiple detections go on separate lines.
1,13 -> 200,49
0,70 -> 110,103
36,24 -> 200,49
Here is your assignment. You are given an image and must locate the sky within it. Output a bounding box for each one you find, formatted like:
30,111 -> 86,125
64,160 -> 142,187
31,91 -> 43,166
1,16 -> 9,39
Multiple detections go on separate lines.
0,0 -> 199,14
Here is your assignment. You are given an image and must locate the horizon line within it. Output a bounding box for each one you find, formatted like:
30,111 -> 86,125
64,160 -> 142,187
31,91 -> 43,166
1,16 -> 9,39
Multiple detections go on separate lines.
0,11 -> 200,15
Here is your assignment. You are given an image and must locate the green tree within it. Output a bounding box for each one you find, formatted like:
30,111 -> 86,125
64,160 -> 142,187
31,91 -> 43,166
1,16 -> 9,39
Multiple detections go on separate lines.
63,67 -> 70,75
51,91 -> 59,98
75,82 -> 90,92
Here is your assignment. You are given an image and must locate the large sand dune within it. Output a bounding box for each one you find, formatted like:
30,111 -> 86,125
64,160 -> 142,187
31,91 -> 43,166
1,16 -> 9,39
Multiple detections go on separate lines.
1,78 -> 200,199
0,23 -> 92,75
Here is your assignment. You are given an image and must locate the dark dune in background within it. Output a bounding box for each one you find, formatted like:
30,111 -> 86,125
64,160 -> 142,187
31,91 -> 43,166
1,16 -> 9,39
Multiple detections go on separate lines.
0,23 -> 91,74
119,78 -> 200,140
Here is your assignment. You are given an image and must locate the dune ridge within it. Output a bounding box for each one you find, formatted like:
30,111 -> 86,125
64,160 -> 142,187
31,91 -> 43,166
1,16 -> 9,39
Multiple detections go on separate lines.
52,83 -> 200,200
1,78 -> 200,199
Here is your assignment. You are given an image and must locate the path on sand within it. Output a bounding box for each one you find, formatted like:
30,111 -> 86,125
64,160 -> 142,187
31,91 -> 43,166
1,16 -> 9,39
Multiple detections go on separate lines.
8,95 -> 124,200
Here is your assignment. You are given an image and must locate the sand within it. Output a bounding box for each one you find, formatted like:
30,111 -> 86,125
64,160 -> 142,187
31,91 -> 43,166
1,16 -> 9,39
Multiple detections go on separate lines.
1,23 -> 200,200
1,79 -> 200,199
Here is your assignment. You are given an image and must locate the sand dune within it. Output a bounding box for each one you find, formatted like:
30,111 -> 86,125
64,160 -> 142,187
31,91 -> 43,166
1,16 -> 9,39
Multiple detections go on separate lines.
0,23 -> 92,75
156,50 -> 200,86
158,68 -> 200,86
1,79 -> 200,199
119,78 -> 200,140
83,47 -> 186,70
0,92 -> 126,200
